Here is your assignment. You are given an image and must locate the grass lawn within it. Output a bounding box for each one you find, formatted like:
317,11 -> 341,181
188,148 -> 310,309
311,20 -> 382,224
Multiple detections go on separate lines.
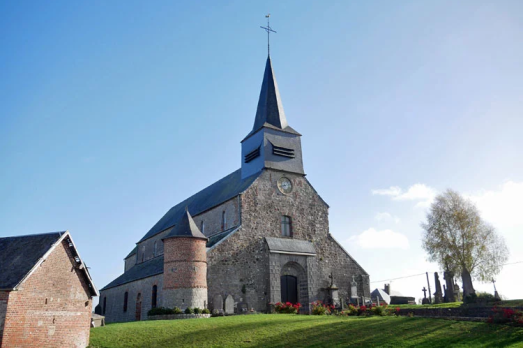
393,300 -> 523,310
89,314 -> 523,348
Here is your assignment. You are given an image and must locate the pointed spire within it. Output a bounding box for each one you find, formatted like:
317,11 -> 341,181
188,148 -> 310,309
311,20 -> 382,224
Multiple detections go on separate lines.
163,210 -> 207,240
251,56 -> 289,133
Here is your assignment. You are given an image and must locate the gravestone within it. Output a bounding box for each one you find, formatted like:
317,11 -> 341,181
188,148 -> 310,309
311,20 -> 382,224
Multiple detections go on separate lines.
350,275 -> 358,299
421,287 -> 430,305
434,272 -> 443,304
444,271 -> 456,302
225,295 -> 234,314
213,294 -> 223,311
237,301 -> 249,314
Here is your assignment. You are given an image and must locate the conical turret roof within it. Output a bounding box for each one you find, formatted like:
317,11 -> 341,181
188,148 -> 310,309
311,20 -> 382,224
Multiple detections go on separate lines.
163,209 -> 207,240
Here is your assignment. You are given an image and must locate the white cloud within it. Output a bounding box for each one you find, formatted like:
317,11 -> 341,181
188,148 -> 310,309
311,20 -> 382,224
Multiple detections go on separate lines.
374,212 -> 400,224
466,181 -> 523,230
346,228 -> 410,250
372,184 -> 437,208
371,186 -> 402,196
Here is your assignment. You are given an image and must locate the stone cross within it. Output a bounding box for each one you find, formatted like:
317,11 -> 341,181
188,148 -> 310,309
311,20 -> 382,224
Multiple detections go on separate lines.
422,287 -> 427,299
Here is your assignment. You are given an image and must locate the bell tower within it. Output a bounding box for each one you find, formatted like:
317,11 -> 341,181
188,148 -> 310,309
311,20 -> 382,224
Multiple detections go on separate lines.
241,56 -> 305,179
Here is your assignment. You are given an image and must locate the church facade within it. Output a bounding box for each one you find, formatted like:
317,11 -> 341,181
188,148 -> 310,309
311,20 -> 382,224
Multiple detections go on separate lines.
99,56 -> 370,322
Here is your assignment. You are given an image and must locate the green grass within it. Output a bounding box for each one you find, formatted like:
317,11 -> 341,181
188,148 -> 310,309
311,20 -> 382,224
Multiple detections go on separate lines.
393,302 -> 463,309
89,314 -> 523,348
393,300 -> 523,310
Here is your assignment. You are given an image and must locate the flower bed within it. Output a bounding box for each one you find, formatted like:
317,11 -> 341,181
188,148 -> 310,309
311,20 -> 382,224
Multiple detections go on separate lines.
274,302 -> 301,314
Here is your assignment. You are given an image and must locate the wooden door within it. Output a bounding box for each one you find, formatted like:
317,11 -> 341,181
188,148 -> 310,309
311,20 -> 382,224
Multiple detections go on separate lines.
281,275 -> 298,304
135,293 -> 142,321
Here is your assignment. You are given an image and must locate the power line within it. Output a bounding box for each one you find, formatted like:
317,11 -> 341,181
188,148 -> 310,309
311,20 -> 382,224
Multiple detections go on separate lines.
369,261 -> 522,284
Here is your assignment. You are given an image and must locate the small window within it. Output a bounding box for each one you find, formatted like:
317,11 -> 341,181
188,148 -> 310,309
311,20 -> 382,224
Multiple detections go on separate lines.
142,245 -> 145,262
123,292 -> 128,312
201,221 -> 205,234
281,216 -> 292,237
103,297 -> 107,315
221,211 -> 227,231
153,241 -> 158,257
152,285 -> 158,309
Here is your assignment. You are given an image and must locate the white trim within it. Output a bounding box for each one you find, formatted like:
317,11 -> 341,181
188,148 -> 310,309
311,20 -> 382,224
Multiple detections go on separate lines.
269,251 -> 316,257
12,231 -> 69,291
12,230 -> 100,296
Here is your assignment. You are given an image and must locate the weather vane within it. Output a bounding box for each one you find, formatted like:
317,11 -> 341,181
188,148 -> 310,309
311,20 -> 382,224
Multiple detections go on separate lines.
260,14 -> 276,56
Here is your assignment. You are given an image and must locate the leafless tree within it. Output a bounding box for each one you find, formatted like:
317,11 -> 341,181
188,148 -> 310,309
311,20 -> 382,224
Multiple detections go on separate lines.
422,189 -> 508,299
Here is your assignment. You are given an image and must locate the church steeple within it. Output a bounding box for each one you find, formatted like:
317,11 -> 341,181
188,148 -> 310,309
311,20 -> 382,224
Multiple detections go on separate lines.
241,56 -> 305,179
252,56 -> 288,133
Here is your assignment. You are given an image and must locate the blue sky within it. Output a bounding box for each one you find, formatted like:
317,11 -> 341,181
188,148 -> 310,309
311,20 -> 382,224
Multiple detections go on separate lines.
1,0 -> 522,303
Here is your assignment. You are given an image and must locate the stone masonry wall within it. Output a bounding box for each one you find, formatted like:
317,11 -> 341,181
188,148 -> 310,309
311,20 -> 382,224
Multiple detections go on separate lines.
0,291 -> 8,347
1,240 -> 93,348
100,274 -> 163,323
207,169 -> 370,313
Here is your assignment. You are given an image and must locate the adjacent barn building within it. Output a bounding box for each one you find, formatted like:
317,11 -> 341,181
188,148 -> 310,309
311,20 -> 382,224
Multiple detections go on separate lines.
0,231 -> 98,348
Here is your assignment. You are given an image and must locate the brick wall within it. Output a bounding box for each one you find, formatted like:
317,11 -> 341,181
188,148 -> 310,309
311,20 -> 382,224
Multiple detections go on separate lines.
0,291 -> 8,347
163,237 -> 207,309
1,240 -> 93,348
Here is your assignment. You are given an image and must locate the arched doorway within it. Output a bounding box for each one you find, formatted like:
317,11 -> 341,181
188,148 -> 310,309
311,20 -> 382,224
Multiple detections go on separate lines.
135,293 -> 142,321
281,275 -> 298,303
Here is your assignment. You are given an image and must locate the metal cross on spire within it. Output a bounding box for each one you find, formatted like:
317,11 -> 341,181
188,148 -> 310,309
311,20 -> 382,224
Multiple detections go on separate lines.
260,14 -> 276,56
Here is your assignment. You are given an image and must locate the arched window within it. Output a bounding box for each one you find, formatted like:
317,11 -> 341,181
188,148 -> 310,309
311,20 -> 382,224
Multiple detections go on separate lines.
151,285 -> 158,309
141,245 -> 145,262
200,221 -> 205,234
103,297 -> 107,315
123,292 -> 128,312
281,216 -> 292,237
221,211 -> 227,231
153,241 -> 158,257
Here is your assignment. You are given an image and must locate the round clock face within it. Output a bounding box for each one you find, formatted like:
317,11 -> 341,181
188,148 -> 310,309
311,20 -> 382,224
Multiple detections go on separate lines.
278,177 -> 293,194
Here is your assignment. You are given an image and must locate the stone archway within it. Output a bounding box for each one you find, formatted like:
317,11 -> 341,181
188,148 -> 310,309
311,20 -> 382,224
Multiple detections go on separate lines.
280,262 -> 308,306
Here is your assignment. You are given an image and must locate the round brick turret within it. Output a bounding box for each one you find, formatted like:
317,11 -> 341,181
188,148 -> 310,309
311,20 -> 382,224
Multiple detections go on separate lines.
162,210 -> 208,310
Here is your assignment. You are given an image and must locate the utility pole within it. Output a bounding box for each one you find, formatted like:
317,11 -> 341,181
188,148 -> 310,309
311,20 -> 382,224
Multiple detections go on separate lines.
426,272 -> 432,304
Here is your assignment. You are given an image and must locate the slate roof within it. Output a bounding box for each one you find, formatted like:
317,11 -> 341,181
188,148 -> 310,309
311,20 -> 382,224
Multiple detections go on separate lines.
101,256 -> 164,291
242,57 -> 301,142
265,237 -> 316,255
371,288 -> 391,305
0,232 -> 66,290
124,246 -> 137,259
164,210 -> 207,240
139,169 -> 260,243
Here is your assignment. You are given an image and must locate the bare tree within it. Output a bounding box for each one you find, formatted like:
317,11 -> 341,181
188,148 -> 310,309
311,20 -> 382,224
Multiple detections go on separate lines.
422,189 -> 508,299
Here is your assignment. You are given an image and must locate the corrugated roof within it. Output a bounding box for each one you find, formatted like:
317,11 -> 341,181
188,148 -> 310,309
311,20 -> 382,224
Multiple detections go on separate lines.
0,232 -> 65,290
265,237 -> 316,255
139,169 -> 260,243
101,256 -> 164,291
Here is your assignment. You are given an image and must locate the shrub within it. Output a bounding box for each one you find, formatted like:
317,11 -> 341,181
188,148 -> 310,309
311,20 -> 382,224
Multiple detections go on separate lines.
202,308 -> 211,314
488,307 -> 523,326
275,302 -> 301,314
311,301 -> 332,315
193,307 -> 201,314
211,309 -> 223,317
173,307 -> 182,314
372,305 -> 387,316
185,307 -> 194,314
147,307 -> 174,316
346,304 -> 358,316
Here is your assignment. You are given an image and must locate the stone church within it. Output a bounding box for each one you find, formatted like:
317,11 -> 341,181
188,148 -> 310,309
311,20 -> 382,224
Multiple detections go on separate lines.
99,55 -> 370,322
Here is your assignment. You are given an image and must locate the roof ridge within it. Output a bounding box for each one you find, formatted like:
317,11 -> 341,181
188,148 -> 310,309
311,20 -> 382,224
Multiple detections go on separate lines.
0,231 -> 66,240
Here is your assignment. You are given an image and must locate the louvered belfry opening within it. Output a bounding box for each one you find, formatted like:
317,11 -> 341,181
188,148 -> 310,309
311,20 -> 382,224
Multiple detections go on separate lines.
244,146 -> 261,163
272,144 -> 295,158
